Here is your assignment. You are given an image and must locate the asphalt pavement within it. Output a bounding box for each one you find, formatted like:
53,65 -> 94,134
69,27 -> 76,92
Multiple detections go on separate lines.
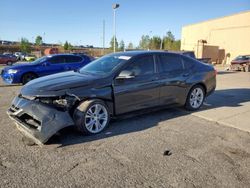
0,68 -> 250,187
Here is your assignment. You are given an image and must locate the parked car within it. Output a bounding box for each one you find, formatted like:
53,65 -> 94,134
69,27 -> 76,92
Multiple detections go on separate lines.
0,54 -> 17,65
1,54 -> 92,84
14,52 -> 21,60
7,51 -> 216,144
14,52 -> 26,61
24,54 -> 36,61
3,53 -> 17,59
230,55 -> 250,72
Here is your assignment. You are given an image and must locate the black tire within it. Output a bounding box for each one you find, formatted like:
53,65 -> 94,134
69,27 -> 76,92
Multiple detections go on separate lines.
185,85 -> 205,111
22,73 -> 37,85
6,61 -> 13,66
73,99 -> 110,135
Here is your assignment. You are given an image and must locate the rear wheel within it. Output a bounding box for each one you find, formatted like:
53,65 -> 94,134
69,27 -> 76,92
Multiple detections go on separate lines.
73,99 -> 110,135
185,85 -> 205,111
244,64 -> 250,72
22,73 -> 37,84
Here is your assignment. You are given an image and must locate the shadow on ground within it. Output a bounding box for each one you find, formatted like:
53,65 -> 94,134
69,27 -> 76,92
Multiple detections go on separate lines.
216,71 -> 238,75
46,88 -> 250,147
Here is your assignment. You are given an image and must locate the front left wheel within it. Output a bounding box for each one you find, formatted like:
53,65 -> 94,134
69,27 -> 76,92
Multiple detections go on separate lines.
22,73 -> 37,85
73,99 -> 110,135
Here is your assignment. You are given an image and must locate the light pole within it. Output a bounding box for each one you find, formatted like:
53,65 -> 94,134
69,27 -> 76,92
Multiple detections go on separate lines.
102,20 -> 105,55
112,3 -> 120,53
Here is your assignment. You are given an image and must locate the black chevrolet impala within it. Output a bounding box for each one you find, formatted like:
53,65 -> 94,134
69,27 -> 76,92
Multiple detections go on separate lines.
8,51 -> 216,144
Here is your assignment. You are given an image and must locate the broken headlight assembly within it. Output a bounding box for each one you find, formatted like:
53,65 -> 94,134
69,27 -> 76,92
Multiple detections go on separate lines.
38,96 -> 78,110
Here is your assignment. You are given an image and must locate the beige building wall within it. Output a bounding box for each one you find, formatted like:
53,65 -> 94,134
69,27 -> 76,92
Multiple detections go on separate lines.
181,11 -> 250,64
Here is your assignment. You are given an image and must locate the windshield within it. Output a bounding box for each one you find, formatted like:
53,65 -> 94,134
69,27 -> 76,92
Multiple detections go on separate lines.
79,54 -> 131,75
31,56 -> 48,64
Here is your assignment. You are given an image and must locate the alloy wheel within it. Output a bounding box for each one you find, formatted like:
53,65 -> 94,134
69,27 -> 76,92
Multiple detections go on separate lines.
189,87 -> 204,109
84,104 -> 108,133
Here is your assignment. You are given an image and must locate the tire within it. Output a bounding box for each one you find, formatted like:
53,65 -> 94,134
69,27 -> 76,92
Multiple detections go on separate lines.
185,85 -> 205,111
73,99 -> 110,135
246,64 -> 250,72
6,61 -> 12,66
22,73 -> 37,85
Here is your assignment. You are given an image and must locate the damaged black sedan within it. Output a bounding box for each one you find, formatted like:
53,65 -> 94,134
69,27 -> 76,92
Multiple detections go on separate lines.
7,51 -> 216,144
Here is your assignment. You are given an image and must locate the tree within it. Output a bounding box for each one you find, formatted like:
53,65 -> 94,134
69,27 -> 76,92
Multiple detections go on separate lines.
172,40 -> 181,51
35,35 -> 43,46
139,35 -> 150,49
64,41 -> 73,50
119,40 -> 125,51
68,42 -> 73,50
64,41 -> 73,51
109,36 -> 118,50
163,31 -> 175,50
20,38 -> 31,53
149,36 -> 161,50
127,42 -> 134,49
64,41 -> 69,50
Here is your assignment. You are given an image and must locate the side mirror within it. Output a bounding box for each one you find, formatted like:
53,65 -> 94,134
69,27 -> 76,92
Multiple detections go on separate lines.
116,70 -> 135,80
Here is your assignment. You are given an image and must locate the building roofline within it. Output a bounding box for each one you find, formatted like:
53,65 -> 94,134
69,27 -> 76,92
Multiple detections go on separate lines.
183,10 -> 250,28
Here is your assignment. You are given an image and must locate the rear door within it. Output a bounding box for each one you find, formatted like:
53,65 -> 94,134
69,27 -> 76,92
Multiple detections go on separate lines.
157,54 -> 187,105
113,55 -> 160,114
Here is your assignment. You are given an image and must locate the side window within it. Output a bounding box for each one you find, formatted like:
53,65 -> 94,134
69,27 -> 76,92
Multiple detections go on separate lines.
49,56 -> 66,64
123,55 -> 154,76
182,56 -> 195,69
65,55 -> 83,63
158,54 -> 183,72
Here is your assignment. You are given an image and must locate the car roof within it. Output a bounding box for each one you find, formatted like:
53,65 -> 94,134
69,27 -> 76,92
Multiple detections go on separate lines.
111,50 -> 182,57
46,53 -> 82,58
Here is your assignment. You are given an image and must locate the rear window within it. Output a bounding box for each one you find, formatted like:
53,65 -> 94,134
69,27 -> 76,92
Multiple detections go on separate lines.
65,55 -> 83,63
49,56 -> 66,64
158,54 -> 183,72
182,56 -> 196,69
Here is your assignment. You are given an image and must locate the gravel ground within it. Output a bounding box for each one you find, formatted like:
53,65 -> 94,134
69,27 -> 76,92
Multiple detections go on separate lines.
0,70 -> 250,187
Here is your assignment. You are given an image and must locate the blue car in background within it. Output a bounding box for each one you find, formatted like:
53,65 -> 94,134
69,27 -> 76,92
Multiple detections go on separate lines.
1,54 -> 92,84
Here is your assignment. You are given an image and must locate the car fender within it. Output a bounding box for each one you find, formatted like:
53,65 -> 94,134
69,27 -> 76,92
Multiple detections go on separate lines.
67,85 -> 114,115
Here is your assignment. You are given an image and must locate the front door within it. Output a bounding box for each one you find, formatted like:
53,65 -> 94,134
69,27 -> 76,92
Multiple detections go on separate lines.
113,55 -> 160,115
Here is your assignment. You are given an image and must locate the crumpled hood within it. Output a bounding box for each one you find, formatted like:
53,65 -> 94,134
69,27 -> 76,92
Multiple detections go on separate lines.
21,71 -> 102,96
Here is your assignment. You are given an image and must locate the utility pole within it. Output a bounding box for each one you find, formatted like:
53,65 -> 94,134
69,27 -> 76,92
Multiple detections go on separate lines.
103,20 -> 105,55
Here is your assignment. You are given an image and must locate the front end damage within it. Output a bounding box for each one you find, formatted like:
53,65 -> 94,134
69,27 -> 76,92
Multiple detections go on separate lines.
7,94 -> 77,145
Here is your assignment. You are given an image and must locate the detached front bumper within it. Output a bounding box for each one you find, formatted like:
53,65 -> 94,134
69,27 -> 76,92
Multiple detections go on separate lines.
7,96 -> 74,145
